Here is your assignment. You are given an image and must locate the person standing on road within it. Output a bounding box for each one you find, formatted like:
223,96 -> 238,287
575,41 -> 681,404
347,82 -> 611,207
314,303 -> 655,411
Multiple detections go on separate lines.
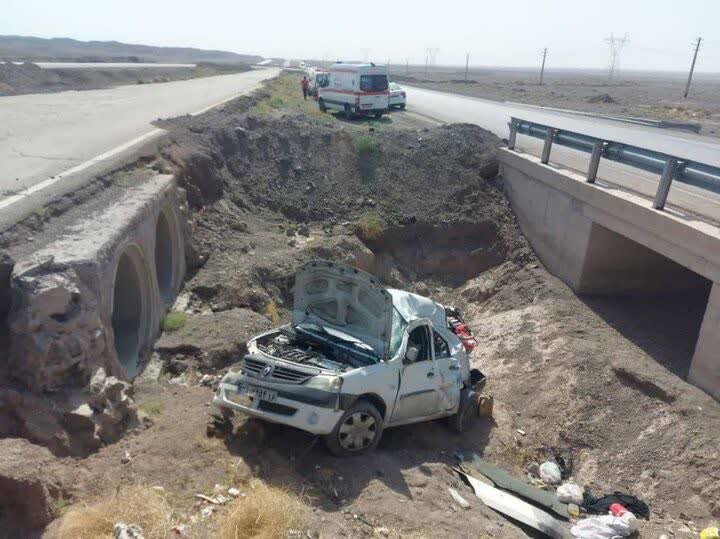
301,76 -> 309,100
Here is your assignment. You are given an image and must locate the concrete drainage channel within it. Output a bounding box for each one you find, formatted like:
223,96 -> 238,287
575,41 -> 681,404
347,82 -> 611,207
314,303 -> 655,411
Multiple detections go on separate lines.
2,174 -> 188,455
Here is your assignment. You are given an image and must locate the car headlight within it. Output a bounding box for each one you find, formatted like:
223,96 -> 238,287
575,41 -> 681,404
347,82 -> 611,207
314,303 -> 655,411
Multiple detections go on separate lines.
305,375 -> 343,391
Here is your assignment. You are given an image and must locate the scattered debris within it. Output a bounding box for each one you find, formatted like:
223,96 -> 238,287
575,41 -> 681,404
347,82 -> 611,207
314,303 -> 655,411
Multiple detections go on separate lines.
460,471 -> 566,539
571,514 -> 634,538
539,461 -> 562,485
113,522 -> 145,539
463,456 -> 569,519
556,483 -> 584,506
227,487 -> 241,497
583,491 -> 650,519
121,451 -> 132,464
448,488 -> 471,509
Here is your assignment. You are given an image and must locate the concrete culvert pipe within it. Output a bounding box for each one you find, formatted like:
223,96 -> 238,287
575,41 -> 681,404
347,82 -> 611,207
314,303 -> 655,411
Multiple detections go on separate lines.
154,211 -> 175,305
112,248 -> 148,377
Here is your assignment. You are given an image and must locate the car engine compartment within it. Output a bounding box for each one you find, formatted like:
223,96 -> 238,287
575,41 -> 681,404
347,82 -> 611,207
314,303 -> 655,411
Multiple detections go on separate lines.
255,325 -> 377,372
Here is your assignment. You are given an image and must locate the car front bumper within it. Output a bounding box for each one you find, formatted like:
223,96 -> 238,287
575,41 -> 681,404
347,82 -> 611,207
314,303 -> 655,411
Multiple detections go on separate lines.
213,377 -> 344,435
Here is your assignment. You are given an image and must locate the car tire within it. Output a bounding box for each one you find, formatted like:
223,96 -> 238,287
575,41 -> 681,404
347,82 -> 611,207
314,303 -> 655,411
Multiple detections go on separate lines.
400,103 -> 406,110
374,113 -> 382,119
324,400 -> 384,457
449,388 -> 478,433
344,104 -> 353,120
319,99 -> 327,112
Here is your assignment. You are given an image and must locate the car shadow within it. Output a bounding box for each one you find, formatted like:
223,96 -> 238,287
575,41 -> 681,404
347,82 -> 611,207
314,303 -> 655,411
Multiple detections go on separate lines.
222,412 -> 494,510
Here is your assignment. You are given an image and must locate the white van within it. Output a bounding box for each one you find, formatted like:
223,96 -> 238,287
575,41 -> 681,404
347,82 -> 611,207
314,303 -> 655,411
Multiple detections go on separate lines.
318,63 -> 389,119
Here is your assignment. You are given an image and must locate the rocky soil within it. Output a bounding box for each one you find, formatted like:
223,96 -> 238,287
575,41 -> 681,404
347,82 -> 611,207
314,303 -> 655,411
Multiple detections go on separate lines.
1,76 -> 719,537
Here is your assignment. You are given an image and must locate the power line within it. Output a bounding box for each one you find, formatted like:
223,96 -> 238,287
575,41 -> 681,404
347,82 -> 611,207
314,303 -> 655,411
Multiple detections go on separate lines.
683,37 -> 702,99
539,48 -> 548,85
604,33 -> 630,81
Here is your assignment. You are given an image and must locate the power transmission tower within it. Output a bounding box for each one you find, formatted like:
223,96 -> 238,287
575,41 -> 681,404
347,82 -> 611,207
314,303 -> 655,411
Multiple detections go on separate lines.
425,47 -> 440,75
683,37 -> 702,98
539,48 -> 548,85
465,52 -> 470,81
604,33 -> 629,82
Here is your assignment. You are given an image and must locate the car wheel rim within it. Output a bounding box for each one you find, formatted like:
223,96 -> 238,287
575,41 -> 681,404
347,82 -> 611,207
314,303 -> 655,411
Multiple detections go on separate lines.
338,412 -> 377,451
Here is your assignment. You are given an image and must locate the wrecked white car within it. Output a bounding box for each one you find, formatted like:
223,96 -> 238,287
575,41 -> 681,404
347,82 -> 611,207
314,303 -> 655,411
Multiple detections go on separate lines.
214,260 -> 485,456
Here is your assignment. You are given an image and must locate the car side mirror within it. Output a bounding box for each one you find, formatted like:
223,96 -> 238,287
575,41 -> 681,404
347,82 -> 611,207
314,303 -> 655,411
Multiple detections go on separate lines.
404,346 -> 419,364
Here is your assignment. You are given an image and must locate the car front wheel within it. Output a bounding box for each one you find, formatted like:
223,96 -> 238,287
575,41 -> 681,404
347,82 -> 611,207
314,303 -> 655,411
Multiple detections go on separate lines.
325,400 -> 383,456
319,99 -> 327,112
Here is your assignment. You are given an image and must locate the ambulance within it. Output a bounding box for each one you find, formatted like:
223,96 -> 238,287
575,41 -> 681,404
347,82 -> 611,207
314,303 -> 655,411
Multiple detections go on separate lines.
318,62 -> 389,119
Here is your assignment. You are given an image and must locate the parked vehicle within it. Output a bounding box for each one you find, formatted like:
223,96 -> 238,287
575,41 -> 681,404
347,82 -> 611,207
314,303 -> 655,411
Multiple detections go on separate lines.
388,82 -> 407,109
318,62 -> 389,119
308,69 -> 329,98
214,260 -> 486,456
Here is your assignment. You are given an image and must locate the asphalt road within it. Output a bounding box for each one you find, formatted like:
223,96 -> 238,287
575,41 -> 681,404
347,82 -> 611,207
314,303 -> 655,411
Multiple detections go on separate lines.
0,68 -> 278,231
406,86 -> 720,223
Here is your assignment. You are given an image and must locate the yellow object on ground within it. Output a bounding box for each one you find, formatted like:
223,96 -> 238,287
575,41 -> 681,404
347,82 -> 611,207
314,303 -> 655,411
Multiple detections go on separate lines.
700,527 -> 719,539
478,395 -> 494,418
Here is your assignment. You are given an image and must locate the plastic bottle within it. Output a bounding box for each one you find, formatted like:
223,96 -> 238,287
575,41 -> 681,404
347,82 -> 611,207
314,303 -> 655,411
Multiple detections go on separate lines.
609,503 -> 637,532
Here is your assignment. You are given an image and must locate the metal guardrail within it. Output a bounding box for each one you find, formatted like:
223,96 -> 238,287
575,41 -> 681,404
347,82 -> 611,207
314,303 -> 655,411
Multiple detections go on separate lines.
508,117 -> 720,210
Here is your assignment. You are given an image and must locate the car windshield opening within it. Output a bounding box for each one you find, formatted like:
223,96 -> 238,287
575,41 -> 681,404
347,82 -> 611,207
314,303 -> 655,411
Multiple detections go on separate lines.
360,74 -> 388,92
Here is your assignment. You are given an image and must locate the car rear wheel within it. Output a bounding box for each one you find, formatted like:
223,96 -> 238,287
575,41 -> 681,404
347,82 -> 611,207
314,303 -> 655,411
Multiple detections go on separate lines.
400,103 -> 406,110
374,113 -> 382,119
319,99 -> 327,112
325,400 -> 383,456
449,388 -> 478,433
344,103 -> 353,120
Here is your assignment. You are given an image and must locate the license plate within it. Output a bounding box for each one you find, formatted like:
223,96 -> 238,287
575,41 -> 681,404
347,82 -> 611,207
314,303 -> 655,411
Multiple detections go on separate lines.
237,383 -> 278,403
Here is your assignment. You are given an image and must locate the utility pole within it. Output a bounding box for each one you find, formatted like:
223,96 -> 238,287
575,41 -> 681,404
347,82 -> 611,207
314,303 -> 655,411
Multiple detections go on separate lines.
465,52 -> 470,81
684,37 -> 702,98
539,47 -> 547,85
604,33 -> 629,82
406,58 -> 409,75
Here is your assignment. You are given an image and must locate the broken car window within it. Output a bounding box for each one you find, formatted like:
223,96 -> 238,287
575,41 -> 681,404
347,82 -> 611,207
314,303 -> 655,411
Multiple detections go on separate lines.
433,330 -> 450,358
407,326 -> 431,362
388,307 -> 407,359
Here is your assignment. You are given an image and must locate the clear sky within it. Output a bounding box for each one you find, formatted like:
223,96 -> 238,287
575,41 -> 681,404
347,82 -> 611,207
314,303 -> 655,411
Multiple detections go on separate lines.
2,0 -> 718,72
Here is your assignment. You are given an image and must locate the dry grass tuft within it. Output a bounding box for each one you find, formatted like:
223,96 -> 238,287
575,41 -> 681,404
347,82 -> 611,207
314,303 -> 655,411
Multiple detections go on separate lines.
220,480 -> 308,539
58,485 -> 174,539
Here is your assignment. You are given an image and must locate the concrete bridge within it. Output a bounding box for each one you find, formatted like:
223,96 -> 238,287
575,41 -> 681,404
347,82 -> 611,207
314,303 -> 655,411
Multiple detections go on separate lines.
499,148 -> 720,399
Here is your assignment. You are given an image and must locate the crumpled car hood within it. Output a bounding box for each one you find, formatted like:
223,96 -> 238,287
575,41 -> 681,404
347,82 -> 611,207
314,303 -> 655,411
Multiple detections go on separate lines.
293,260 -> 393,360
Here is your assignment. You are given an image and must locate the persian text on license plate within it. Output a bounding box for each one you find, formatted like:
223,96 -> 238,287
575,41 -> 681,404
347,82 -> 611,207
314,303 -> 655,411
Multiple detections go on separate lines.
237,384 -> 277,402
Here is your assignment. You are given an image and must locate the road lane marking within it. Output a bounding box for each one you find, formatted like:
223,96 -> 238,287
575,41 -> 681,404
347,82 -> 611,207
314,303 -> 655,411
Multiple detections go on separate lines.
0,79 -> 270,212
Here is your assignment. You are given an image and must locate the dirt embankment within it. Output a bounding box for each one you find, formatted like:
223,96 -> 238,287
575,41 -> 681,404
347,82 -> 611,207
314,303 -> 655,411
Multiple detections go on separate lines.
0,61 -> 251,96
3,75 -> 719,538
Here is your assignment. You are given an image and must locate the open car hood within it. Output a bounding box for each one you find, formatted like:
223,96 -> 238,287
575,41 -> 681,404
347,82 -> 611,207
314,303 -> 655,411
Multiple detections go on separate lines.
293,260 -> 393,361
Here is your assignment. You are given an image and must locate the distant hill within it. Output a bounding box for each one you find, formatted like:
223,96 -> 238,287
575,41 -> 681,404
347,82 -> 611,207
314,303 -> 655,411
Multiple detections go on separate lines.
0,35 -> 263,65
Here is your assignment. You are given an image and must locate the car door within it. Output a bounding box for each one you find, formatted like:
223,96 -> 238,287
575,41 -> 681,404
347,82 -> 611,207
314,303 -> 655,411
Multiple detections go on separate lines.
432,329 -> 463,412
389,320 -> 440,423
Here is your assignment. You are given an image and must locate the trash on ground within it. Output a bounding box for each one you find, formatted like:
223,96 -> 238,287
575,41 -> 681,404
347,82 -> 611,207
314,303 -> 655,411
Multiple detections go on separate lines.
195,493 -> 229,505
113,522 -> 145,539
700,526 -> 720,539
448,487 -> 471,509
539,461 -> 562,485
478,395 -> 494,417
571,514 -> 635,538
556,482 -> 584,505
464,455 -> 569,519
583,491 -> 650,519
459,470 -> 566,539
